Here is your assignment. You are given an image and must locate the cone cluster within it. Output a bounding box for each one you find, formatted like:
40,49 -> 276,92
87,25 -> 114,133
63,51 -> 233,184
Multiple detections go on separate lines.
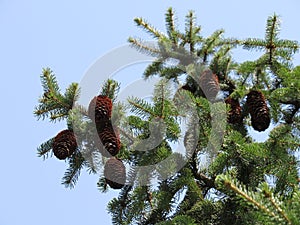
199,70 -> 220,101
225,97 -> 243,124
88,95 -> 125,189
104,157 -> 126,189
246,90 -> 270,132
88,95 -> 120,157
52,129 -> 77,160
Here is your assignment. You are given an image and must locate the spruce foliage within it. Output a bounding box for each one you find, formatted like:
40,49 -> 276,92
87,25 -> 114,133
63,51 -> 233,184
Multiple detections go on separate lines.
34,8 -> 300,224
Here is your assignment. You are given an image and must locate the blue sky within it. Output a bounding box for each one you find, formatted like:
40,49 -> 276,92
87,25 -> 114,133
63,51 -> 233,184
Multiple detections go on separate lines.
1,1 -> 300,225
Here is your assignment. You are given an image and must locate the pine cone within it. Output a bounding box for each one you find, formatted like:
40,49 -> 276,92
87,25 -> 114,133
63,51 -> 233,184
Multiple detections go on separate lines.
88,95 -> 112,125
225,97 -> 243,124
104,157 -> 126,189
52,129 -> 77,160
199,70 -> 220,101
97,122 -> 121,157
246,90 -> 270,131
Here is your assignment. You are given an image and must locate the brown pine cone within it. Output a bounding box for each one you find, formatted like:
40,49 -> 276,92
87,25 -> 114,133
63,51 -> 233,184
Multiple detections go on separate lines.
88,95 -> 112,125
104,157 -> 126,189
52,129 -> 77,160
97,122 -> 121,157
199,70 -> 220,101
225,97 -> 243,124
246,90 -> 270,131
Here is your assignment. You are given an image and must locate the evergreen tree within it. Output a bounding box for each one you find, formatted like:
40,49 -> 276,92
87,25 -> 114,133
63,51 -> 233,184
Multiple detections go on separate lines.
34,8 -> 300,224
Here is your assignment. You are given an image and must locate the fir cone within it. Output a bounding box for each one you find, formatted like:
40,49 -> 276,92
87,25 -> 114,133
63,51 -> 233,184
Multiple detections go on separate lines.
88,95 -> 112,125
246,90 -> 270,131
104,157 -> 126,189
97,122 -> 121,157
225,97 -> 243,124
199,70 -> 220,101
52,129 -> 77,160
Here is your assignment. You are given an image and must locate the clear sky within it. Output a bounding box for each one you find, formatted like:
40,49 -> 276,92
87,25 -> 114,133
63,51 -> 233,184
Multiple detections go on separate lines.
1,1 -> 300,225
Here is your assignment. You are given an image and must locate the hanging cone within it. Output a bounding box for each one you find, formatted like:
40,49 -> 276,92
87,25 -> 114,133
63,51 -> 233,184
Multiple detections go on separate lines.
104,157 -> 126,189
97,122 -> 121,157
246,90 -> 270,131
88,95 -> 112,125
183,127 -> 199,159
199,70 -> 220,101
52,129 -> 77,160
225,97 -> 243,124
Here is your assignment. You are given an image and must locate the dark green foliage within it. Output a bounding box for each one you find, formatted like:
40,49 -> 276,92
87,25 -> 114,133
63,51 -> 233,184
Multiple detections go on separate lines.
243,14 -> 298,69
62,151 -> 86,188
34,68 -> 78,122
35,8 -> 300,225
37,137 -> 54,159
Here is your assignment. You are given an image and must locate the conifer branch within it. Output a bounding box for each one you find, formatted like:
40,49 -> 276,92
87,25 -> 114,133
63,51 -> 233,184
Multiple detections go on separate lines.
198,29 -> 224,62
37,138 -> 54,159
165,7 -> 178,44
100,79 -> 120,102
265,14 -> 280,43
128,37 -> 161,57
216,175 -> 294,224
34,68 -> 78,121
186,11 -> 196,52
262,188 -> 292,224
243,14 -> 299,66
40,68 -> 60,95
62,152 -> 86,188
243,38 -> 268,51
143,60 -> 164,78
223,178 -> 276,218
128,97 -> 156,118
157,80 -> 166,118
134,17 -> 165,39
